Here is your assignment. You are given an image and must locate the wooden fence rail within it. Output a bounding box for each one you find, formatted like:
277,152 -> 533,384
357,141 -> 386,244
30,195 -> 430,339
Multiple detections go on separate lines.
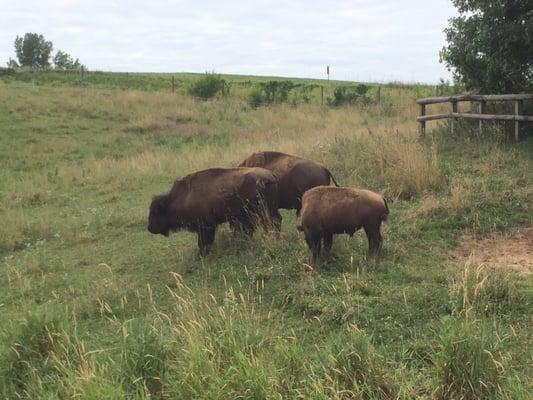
417,94 -> 533,140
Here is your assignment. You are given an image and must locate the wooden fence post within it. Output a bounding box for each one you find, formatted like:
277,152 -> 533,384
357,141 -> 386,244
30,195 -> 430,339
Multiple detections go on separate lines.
479,100 -> 486,135
515,100 -> 522,140
172,76 -> 175,93
419,103 -> 426,137
451,100 -> 458,135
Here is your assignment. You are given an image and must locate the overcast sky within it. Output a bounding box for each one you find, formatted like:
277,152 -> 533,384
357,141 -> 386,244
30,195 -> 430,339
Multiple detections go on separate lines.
0,0 -> 458,83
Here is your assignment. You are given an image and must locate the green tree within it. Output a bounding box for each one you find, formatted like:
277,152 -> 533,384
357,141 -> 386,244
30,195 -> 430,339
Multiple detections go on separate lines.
440,0 -> 533,93
14,33 -> 53,69
53,50 -> 81,70
6,58 -> 19,68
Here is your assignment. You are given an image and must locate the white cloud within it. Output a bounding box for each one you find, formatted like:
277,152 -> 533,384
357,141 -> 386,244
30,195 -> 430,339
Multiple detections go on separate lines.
0,0 -> 457,82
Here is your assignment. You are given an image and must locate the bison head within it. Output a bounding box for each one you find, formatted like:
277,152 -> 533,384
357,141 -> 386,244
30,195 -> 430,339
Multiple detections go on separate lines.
147,194 -> 171,236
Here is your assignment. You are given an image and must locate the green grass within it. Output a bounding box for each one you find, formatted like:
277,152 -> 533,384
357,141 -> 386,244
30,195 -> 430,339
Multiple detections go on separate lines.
0,77 -> 531,399
0,67 -> 442,106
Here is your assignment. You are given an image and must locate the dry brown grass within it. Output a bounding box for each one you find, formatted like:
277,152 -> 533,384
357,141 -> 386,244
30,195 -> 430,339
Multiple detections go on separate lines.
10,88 -> 436,197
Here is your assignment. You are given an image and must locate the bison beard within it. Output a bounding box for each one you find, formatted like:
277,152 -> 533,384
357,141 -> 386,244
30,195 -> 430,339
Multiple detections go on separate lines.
147,167 -> 281,255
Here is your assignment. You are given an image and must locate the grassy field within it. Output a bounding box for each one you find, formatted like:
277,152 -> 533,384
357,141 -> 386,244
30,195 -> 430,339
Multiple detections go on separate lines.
0,67 -> 442,105
0,74 -> 532,399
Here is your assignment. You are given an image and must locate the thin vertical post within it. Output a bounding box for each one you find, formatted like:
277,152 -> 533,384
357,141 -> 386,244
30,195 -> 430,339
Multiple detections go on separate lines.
435,85 -> 440,96
451,100 -> 458,135
515,100 -> 522,141
478,100 -> 486,135
320,86 -> 324,106
172,76 -> 175,93
419,103 -> 426,137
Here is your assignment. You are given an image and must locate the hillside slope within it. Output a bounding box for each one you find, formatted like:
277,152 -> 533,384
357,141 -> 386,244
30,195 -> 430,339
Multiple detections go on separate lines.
0,80 -> 532,399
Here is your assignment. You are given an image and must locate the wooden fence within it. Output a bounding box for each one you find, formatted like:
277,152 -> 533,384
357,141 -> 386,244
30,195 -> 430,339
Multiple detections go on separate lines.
417,94 -> 533,140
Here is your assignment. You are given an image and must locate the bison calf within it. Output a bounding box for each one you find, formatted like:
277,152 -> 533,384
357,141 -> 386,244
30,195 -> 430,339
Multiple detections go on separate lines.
297,186 -> 389,266
147,167 -> 281,255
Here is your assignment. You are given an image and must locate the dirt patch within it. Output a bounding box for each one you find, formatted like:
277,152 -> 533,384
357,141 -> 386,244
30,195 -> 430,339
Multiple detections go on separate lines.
454,228 -> 533,275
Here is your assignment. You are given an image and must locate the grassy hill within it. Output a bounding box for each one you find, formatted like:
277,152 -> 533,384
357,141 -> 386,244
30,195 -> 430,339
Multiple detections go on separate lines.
0,74 -> 531,399
0,67 -> 441,104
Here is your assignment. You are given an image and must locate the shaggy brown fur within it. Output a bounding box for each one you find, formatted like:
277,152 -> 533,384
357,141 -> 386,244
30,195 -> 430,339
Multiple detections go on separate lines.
297,186 -> 389,266
238,151 -> 339,214
147,167 -> 281,255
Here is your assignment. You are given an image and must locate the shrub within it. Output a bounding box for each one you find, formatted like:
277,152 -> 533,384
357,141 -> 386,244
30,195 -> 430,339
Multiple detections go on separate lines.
247,80 -> 297,107
247,87 -> 265,108
327,84 -> 370,107
260,80 -> 296,103
187,73 -> 228,100
0,67 -> 16,77
434,318 -> 508,400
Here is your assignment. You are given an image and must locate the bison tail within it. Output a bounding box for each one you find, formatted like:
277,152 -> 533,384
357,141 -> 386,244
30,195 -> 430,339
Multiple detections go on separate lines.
327,169 -> 340,187
381,196 -> 390,222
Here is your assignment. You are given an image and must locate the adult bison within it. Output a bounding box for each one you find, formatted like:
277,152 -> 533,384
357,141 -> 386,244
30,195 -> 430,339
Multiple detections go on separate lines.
297,186 -> 389,266
147,167 -> 281,255
238,151 -> 339,214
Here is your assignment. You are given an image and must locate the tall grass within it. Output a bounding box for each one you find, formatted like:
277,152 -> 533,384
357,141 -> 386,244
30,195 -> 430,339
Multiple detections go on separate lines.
326,133 -> 441,199
449,262 -> 518,317
434,318 -> 509,400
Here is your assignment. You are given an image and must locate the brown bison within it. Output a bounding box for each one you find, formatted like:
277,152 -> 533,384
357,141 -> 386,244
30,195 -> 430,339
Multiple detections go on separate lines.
238,151 -> 339,214
297,186 -> 389,266
147,167 -> 281,255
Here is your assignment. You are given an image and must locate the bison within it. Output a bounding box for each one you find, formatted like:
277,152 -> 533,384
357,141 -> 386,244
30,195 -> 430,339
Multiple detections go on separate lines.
238,151 -> 339,215
147,167 -> 281,255
297,186 -> 389,266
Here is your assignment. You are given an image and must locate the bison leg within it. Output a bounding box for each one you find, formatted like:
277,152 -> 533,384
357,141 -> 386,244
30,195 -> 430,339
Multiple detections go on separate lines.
323,234 -> 333,254
269,209 -> 283,232
364,223 -> 383,256
197,226 -> 216,256
304,233 -> 322,267
231,216 -> 256,237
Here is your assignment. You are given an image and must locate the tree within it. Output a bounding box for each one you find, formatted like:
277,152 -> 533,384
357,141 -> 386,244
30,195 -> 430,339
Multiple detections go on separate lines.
6,58 -> 19,68
440,0 -> 533,93
53,50 -> 82,70
14,33 -> 53,69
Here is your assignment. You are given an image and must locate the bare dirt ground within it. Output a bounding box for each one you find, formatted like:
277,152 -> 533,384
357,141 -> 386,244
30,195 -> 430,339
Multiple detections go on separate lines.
454,228 -> 533,275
